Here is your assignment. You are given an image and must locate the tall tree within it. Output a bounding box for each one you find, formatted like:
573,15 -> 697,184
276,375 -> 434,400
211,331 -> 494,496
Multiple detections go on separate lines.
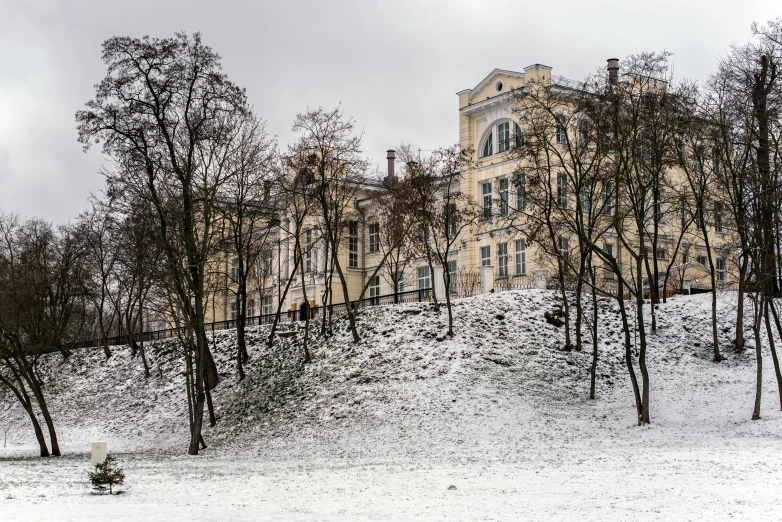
77,33 -> 248,454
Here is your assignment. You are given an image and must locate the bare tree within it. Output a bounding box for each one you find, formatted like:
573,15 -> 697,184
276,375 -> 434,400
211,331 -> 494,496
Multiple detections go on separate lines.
0,215 -> 89,456
217,114 -> 279,380
77,33 -> 248,454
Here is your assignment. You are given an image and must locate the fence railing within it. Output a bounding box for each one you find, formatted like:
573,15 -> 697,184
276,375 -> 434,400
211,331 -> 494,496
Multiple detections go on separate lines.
67,288 -> 433,351
494,273 -> 533,292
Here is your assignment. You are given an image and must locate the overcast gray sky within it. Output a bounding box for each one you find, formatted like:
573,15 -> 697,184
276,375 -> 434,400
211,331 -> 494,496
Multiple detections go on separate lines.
0,0 -> 779,223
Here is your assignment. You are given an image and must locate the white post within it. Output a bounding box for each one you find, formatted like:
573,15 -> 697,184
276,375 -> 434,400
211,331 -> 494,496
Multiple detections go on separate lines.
434,266 -> 446,300
480,265 -> 494,294
532,268 -> 548,289
91,441 -> 107,466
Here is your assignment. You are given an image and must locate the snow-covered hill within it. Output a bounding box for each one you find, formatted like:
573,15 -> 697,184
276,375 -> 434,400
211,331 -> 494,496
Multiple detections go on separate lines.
2,290 -> 782,520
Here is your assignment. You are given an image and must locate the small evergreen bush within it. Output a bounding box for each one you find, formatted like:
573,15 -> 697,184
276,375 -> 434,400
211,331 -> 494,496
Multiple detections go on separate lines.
88,454 -> 125,494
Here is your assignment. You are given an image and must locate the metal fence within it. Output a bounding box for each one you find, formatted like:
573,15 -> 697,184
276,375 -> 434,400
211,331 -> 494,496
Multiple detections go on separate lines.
67,288 -> 433,351
494,273 -> 534,292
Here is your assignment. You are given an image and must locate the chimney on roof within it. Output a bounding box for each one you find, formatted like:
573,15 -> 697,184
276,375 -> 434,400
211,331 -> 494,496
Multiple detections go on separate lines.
383,149 -> 397,186
607,58 -> 619,85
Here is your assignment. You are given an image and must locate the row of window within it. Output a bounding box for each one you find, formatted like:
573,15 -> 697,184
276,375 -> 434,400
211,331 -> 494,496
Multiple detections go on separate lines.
228,295 -> 275,320
480,239 -> 527,277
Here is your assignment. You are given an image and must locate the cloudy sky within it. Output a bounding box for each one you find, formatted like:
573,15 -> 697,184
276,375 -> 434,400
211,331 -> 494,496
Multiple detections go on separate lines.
0,0 -> 779,223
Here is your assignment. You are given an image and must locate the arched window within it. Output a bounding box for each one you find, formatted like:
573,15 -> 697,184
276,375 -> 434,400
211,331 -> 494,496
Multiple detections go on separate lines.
482,132 -> 493,158
480,120 -> 522,158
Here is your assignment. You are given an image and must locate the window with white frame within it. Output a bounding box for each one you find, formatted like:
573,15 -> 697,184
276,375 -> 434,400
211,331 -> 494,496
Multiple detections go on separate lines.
714,202 -> 724,233
481,245 -> 491,266
498,122 -> 511,153
393,270 -> 405,293
697,254 -> 707,266
480,120 -> 522,158
682,252 -> 689,264
348,221 -> 359,268
604,241 -> 614,279
579,181 -> 592,214
557,172 -> 569,209
481,132 -> 494,158
516,173 -> 526,212
716,258 -> 726,282
368,223 -> 379,253
369,275 -> 380,298
304,228 -> 313,272
482,181 -> 493,218
559,235 -> 570,258
602,181 -> 614,216
263,295 -> 273,316
444,203 -> 457,238
417,266 -> 430,290
497,242 -> 508,278
446,260 -> 457,293
247,298 -> 256,318
656,248 -> 668,261
262,250 -> 273,277
229,301 -> 237,321
515,239 -> 526,276
556,114 -> 568,144
499,178 -> 509,216
230,257 -> 239,283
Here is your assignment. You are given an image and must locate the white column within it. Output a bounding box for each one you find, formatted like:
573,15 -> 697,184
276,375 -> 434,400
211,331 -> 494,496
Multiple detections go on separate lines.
480,265 -> 494,294
434,266 -> 446,299
532,268 -> 548,289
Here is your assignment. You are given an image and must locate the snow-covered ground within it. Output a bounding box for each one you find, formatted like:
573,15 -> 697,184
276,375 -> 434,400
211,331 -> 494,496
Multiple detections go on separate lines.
1,290 -> 781,520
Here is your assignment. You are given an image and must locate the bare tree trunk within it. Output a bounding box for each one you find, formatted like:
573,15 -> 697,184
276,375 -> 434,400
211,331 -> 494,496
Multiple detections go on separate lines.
764,298 -> 782,410
0,374 -> 49,457
616,281 -> 643,418
735,254 -> 748,351
589,264 -> 598,399
636,258 -> 650,424
205,389 -> 216,428
752,295 -> 763,420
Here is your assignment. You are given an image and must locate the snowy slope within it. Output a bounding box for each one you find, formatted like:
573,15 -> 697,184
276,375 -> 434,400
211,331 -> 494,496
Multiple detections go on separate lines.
2,290 -> 782,521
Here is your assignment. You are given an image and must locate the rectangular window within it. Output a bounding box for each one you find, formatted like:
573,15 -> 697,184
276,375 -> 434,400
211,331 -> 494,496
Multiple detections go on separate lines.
368,223 -> 380,253
716,258 -> 726,282
602,181 -> 614,216
417,266 -> 430,295
682,252 -> 689,264
714,202 -> 724,233
557,172 -> 569,209
498,122 -> 510,153
497,242 -> 508,278
446,260 -> 457,293
516,173 -> 526,212
348,221 -> 359,268
444,203 -> 457,238
697,254 -> 707,266
656,248 -> 668,261
499,178 -> 509,216
604,241 -> 614,279
393,271 -> 405,294
515,239 -> 526,276
305,228 -> 313,272
556,114 -> 568,144
482,181 -> 493,219
229,301 -> 237,321
579,181 -> 592,214
559,235 -> 570,258
247,298 -> 256,318
263,250 -> 273,277
263,296 -> 273,316
481,246 -> 491,267
230,257 -> 239,283
369,275 -> 380,300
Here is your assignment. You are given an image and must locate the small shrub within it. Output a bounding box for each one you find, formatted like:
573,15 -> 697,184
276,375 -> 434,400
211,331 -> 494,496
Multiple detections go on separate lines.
88,454 -> 125,495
